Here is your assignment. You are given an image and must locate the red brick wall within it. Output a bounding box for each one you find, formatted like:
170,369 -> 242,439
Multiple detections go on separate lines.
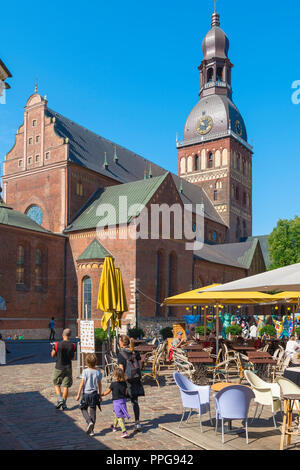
0,225 -> 66,338
178,135 -> 253,242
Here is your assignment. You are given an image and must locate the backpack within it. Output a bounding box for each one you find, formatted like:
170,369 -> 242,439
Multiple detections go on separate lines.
120,349 -> 141,382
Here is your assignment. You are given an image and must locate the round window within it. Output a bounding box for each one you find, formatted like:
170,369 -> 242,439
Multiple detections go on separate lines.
26,205 -> 43,225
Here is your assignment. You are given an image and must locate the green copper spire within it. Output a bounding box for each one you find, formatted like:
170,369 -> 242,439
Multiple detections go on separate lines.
104,152 -> 108,168
113,145 -> 118,162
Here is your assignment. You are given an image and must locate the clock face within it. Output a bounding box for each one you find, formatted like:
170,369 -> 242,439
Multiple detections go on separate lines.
26,205 -> 43,225
234,120 -> 242,136
196,116 -> 213,135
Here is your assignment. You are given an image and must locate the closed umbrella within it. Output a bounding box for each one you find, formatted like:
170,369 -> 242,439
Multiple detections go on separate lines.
98,256 -> 118,334
114,267 -> 128,329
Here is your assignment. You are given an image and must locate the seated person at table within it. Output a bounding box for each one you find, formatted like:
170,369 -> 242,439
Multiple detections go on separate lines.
285,336 -> 300,359
291,352 -> 300,367
168,331 -> 185,361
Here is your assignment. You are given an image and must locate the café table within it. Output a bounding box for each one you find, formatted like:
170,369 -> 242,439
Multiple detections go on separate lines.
284,367 -> 300,387
183,344 -> 204,351
247,351 -> 272,359
247,356 -> 277,380
134,344 -> 156,353
280,394 -> 300,450
231,344 -> 257,353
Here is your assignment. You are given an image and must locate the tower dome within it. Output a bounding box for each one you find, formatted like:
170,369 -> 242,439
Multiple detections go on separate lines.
202,11 -> 229,60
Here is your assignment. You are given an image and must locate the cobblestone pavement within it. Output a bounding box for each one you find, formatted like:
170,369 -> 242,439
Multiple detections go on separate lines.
0,344 -> 200,451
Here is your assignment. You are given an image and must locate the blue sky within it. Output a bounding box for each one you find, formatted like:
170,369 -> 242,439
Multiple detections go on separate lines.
0,0 -> 299,236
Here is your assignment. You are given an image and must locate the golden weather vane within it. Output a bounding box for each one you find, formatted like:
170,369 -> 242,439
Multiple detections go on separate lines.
214,0 -> 217,12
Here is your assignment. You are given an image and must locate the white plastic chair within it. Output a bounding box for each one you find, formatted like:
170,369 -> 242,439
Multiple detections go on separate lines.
276,376 -> 300,412
244,369 -> 281,428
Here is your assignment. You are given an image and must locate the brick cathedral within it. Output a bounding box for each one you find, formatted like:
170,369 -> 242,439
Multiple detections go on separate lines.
0,8 -> 267,338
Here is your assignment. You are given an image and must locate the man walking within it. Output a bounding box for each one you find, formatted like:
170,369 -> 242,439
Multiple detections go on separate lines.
51,328 -> 76,410
49,317 -> 56,341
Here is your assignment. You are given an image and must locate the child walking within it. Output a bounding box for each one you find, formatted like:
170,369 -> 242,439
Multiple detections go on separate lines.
76,353 -> 102,436
102,368 -> 130,438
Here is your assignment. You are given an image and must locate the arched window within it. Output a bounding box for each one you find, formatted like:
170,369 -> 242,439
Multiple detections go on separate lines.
194,155 -> 199,171
208,153 -> 213,169
216,67 -> 223,82
236,217 -> 241,240
16,245 -> 25,285
82,276 -> 92,320
187,156 -> 193,172
207,68 -> 214,82
180,157 -> 186,174
243,220 -> 247,238
34,249 -> 42,287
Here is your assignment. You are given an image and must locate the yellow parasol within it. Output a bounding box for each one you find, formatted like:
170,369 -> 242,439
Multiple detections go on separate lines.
163,287 -> 274,354
163,289 -> 274,306
98,256 -> 118,331
114,267 -> 128,329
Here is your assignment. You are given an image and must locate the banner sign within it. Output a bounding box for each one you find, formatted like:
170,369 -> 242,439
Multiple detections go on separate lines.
80,320 -> 95,353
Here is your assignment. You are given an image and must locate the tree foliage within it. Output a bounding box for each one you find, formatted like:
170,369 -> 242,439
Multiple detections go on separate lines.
268,216 -> 300,270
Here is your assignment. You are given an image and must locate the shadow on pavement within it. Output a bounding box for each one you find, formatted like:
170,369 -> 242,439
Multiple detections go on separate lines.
0,391 -> 110,450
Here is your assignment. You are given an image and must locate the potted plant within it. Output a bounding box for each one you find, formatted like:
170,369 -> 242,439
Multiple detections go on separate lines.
195,326 -> 211,338
128,327 -> 145,340
159,327 -> 173,340
225,324 -> 243,341
259,325 -> 277,339
295,326 -> 300,337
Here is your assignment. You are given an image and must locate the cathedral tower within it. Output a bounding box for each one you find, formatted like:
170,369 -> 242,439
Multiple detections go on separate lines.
177,6 -> 253,243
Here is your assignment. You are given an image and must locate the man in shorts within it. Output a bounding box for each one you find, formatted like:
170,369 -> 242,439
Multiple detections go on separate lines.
51,328 -> 76,410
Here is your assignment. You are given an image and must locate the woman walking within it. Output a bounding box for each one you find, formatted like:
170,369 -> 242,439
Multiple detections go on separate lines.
117,335 -> 145,432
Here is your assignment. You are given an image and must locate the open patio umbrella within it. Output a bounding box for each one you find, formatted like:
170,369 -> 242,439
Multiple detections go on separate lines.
97,256 -> 118,332
163,289 -> 274,354
114,267 -> 128,329
202,262 -> 300,292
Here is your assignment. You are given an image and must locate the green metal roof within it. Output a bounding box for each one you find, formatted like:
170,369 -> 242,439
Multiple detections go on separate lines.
65,173 -> 169,232
244,235 -> 271,268
77,238 -> 112,261
0,199 -> 54,235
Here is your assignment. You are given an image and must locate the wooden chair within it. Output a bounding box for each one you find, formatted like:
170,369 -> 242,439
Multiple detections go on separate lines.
173,350 -> 196,382
141,349 -> 162,387
212,356 -> 242,384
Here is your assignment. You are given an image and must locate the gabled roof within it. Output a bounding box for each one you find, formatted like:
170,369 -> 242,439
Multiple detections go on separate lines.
77,238 -> 112,261
194,239 -> 262,270
242,235 -> 271,268
65,173 -> 169,232
45,107 -> 226,227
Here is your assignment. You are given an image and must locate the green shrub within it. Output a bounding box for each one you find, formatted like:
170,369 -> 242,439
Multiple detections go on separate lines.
225,325 -> 243,336
260,325 -> 277,337
295,326 -> 300,336
195,326 -> 211,335
160,327 -> 174,340
94,328 -> 116,346
128,327 -> 145,339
